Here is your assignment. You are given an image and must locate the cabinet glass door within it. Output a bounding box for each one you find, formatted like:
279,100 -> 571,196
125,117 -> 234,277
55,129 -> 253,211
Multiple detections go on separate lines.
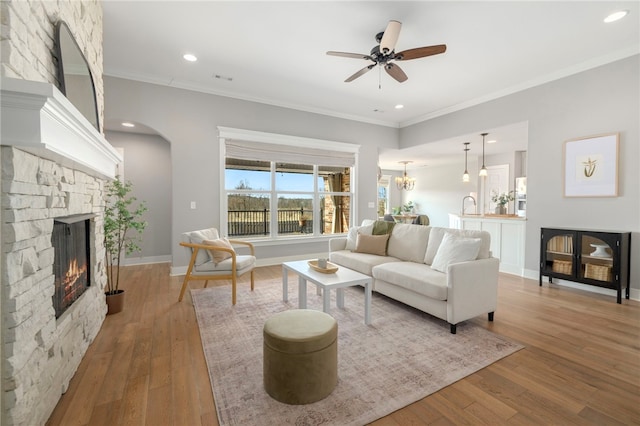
544,233 -> 574,276
579,235 -> 614,283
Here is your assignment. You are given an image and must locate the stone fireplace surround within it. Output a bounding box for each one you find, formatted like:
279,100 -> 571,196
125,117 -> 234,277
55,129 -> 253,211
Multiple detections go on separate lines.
1,78 -> 121,425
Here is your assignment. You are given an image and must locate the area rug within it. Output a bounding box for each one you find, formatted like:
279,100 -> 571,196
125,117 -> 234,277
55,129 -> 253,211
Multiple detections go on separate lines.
191,278 -> 522,426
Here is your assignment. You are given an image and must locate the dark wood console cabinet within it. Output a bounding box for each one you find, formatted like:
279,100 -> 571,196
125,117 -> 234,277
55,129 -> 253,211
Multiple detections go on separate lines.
540,228 -> 631,303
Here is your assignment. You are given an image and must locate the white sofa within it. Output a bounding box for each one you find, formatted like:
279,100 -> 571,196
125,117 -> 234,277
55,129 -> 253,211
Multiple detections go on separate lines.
329,221 -> 499,333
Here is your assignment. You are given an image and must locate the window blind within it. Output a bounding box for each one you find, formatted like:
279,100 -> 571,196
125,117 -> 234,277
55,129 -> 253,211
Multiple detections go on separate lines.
225,139 -> 356,168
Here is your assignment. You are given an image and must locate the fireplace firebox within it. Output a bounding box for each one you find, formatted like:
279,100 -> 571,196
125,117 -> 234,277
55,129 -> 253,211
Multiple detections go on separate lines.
52,215 -> 92,318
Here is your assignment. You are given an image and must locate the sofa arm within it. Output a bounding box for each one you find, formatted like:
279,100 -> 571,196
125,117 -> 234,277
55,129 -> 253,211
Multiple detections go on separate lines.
446,257 -> 500,325
329,237 -> 347,252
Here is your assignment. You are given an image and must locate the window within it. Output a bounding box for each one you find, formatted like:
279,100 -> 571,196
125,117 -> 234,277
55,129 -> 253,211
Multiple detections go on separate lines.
377,175 -> 390,218
220,128 -> 358,239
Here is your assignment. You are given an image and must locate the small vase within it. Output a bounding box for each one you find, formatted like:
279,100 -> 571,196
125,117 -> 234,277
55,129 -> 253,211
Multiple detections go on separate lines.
495,205 -> 507,215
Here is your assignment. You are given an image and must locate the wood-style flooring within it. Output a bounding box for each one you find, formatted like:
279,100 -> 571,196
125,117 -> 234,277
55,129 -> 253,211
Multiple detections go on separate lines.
46,263 -> 640,425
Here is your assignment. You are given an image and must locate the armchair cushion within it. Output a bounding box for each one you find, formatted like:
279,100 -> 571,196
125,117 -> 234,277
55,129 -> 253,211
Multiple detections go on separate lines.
184,228 -> 220,266
194,255 -> 256,273
203,238 -> 235,264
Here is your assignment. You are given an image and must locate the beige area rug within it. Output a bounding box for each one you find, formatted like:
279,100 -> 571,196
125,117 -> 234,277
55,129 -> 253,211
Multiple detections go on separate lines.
191,278 -> 522,426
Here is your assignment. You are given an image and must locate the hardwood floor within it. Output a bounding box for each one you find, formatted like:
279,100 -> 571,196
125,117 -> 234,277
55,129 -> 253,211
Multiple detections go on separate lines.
46,263 -> 640,425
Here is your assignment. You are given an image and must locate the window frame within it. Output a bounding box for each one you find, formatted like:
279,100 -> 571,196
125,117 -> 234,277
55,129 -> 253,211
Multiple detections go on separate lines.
219,127 -> 359,242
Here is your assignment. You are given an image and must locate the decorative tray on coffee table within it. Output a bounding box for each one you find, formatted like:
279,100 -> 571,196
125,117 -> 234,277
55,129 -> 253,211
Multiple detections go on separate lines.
308,260 -> 339,274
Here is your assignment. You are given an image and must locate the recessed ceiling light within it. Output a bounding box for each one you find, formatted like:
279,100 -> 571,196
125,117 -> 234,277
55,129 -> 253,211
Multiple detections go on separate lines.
121,122 -> 135,128
487,139 -> 497,144
395,104 -> 404,109
604,10 -> 628,23
183,53 -> 198,62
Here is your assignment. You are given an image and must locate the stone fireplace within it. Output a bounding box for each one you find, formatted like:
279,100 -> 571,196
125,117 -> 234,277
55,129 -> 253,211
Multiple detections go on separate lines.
1,78 -> 121,425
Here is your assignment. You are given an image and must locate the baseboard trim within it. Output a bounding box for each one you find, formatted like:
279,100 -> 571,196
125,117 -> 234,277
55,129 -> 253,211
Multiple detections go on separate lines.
123,255 -> 172,266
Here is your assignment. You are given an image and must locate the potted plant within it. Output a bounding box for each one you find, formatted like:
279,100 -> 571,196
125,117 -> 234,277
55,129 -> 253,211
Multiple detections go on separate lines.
103,177 -> 147,314
402,201 -> 414,215
491,190 -> 515,215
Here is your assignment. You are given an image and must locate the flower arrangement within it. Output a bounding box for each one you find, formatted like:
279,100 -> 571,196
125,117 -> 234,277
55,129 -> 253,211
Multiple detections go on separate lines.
491,190 -> 515,206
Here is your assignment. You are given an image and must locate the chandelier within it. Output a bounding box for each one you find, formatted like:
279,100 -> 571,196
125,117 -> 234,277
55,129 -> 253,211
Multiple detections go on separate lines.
395,161 -> 416,190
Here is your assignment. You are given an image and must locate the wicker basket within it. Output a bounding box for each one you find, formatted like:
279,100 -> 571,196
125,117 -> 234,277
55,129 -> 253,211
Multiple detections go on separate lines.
585,263 -> 612,282
552,260 -> 572,274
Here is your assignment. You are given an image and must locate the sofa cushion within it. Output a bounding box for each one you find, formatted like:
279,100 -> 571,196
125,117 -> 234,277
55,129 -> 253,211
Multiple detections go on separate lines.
424,227 -> 490,265
184,228 -> 220,266
329,250 -> 401,276
431,233 -> 482,273
345,224 -> 373,251
387,223 -> 431,262
372,262 -> 448,301
203,238 -> 235,264
354,233 -> 390,256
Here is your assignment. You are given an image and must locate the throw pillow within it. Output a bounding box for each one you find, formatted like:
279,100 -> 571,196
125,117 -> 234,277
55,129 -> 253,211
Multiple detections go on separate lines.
354,233 -> 390,256
346,224 -> 373,251
372,220 -> 395,235
430,233 -> 482,273
203,238 -> 235,264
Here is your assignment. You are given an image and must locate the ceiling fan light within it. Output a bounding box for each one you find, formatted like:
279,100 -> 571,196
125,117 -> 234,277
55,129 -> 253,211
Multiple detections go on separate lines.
380,20 -> 402,54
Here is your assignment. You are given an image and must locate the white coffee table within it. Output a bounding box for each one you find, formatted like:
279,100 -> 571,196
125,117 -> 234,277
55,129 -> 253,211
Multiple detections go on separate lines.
282,260 -> 372,325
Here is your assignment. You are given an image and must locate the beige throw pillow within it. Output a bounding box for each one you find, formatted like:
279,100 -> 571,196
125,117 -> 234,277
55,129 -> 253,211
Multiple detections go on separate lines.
354,233 -> 390,256
203,238 -> 235,264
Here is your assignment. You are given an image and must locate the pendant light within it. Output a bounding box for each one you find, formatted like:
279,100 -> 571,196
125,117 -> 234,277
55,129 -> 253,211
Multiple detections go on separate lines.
462,142 -> 470,182
395,161 -> 416,191
479,132 -> 488,177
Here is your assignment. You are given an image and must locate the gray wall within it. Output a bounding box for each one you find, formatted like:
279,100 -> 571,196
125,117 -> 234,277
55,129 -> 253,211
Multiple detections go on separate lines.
104,76 -> 398,268
105,130 -> 172,263
401,55 -> 640,292
105,55 -> 639,294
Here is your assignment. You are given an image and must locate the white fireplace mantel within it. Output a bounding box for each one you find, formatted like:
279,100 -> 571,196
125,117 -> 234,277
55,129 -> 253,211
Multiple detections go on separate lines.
1,77 -> 122,179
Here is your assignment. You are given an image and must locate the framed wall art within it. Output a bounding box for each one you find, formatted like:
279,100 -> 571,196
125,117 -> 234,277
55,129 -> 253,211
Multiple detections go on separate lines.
563,133 -> 619,197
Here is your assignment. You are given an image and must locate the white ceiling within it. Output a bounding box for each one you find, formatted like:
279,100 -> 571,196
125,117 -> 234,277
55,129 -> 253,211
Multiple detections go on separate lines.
102,1 -> 639,170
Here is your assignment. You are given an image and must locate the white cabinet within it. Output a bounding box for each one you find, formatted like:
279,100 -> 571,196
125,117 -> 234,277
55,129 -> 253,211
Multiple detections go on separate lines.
449,214 -> 526,276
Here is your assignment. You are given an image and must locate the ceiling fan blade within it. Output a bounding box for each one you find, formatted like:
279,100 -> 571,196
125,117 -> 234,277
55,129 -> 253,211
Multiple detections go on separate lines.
345,64 -> 376,82
395,44 -> 446,61
327,51 -> 373,61
380,20 -> 402,54
385,63 -> 408,83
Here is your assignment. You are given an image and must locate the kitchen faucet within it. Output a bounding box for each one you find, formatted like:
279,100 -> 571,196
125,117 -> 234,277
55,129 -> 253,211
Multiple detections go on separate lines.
461,196 -> 476,215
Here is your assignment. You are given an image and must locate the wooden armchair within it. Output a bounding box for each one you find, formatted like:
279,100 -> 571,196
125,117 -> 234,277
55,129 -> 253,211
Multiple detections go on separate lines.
178,228 -> 256,305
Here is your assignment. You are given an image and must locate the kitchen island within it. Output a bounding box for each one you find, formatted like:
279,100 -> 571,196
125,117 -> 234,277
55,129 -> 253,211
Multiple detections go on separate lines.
449,213 -> 526,276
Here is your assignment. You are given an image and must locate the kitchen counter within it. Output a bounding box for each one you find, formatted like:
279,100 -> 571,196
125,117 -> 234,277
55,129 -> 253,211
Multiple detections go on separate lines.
453,213 -> 526,220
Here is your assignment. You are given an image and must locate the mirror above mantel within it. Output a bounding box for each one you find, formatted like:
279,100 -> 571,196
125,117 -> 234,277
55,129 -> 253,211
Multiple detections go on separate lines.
55,20 -> 100,132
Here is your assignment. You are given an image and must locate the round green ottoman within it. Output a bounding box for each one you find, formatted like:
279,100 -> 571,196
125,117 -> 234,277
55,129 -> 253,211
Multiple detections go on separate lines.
263,309 -> 338,404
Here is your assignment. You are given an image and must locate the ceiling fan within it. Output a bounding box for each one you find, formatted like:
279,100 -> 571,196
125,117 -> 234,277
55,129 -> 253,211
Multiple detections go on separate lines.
327,20 -> 446,84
